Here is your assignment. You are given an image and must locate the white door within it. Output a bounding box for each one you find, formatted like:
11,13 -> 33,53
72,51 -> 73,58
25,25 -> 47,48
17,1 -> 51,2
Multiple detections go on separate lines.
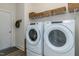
0,11 -> 12,50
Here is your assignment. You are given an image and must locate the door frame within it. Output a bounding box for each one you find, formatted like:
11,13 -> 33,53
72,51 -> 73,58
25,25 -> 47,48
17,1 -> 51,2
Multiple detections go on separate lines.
0,9 -> 15,47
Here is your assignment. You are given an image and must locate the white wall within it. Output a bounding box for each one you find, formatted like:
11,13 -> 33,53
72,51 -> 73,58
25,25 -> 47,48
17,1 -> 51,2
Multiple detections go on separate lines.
15,3 -> 29,51
0,3 -> 16,47
0,3 -> 16,12
15,3 -> 25,51
28,3 -> 67,12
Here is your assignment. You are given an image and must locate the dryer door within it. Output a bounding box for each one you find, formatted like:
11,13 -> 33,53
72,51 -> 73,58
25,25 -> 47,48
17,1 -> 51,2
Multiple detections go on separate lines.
26,25 -> 40,45
45,24 -> 74,53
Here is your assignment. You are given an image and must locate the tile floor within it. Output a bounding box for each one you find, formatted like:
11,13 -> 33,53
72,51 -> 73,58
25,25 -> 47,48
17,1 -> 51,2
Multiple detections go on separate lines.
0,47 -> 25,56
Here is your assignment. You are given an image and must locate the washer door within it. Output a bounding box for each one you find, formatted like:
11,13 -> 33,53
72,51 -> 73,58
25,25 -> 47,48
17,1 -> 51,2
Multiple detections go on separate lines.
44,24 -> 74,53
26,26 -> 40,45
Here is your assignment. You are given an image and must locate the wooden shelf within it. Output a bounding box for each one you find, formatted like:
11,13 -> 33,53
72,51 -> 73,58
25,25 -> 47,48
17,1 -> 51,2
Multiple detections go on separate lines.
29,7 -> 66,19
68,3 -> 79,12
29,3 -> 79,19
52,7 -> 66,15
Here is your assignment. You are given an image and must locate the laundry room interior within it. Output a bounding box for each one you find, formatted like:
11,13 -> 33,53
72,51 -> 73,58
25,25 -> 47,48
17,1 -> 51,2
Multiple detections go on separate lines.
0,3 -> 79,56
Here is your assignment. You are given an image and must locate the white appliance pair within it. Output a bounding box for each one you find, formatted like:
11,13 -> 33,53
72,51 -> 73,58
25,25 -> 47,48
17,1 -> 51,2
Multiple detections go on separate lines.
26,20 -> 75,56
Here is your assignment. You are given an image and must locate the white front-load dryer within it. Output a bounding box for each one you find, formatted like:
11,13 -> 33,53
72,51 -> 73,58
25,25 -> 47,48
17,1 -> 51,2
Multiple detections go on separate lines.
44,20 -> 75,56
26,22 -> 44,56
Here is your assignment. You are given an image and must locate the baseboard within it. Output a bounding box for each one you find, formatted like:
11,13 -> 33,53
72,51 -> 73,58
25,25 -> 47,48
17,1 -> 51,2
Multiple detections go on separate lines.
16,46 -> 24,51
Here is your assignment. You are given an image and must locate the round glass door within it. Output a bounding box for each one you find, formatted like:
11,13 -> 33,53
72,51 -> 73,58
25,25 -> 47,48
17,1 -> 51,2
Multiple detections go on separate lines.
49,30 -> 66,47
45,24 -> 74,53
29,29 -> 37,41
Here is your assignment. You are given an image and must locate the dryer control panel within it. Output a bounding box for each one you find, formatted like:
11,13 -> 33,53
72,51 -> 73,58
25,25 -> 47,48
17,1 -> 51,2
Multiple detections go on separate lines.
51,21 -> 62,24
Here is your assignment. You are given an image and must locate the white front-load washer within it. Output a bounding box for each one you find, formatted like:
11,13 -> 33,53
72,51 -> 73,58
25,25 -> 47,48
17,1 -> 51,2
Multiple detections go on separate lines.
26,22 -> 44,56
44,20 -> 75,56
